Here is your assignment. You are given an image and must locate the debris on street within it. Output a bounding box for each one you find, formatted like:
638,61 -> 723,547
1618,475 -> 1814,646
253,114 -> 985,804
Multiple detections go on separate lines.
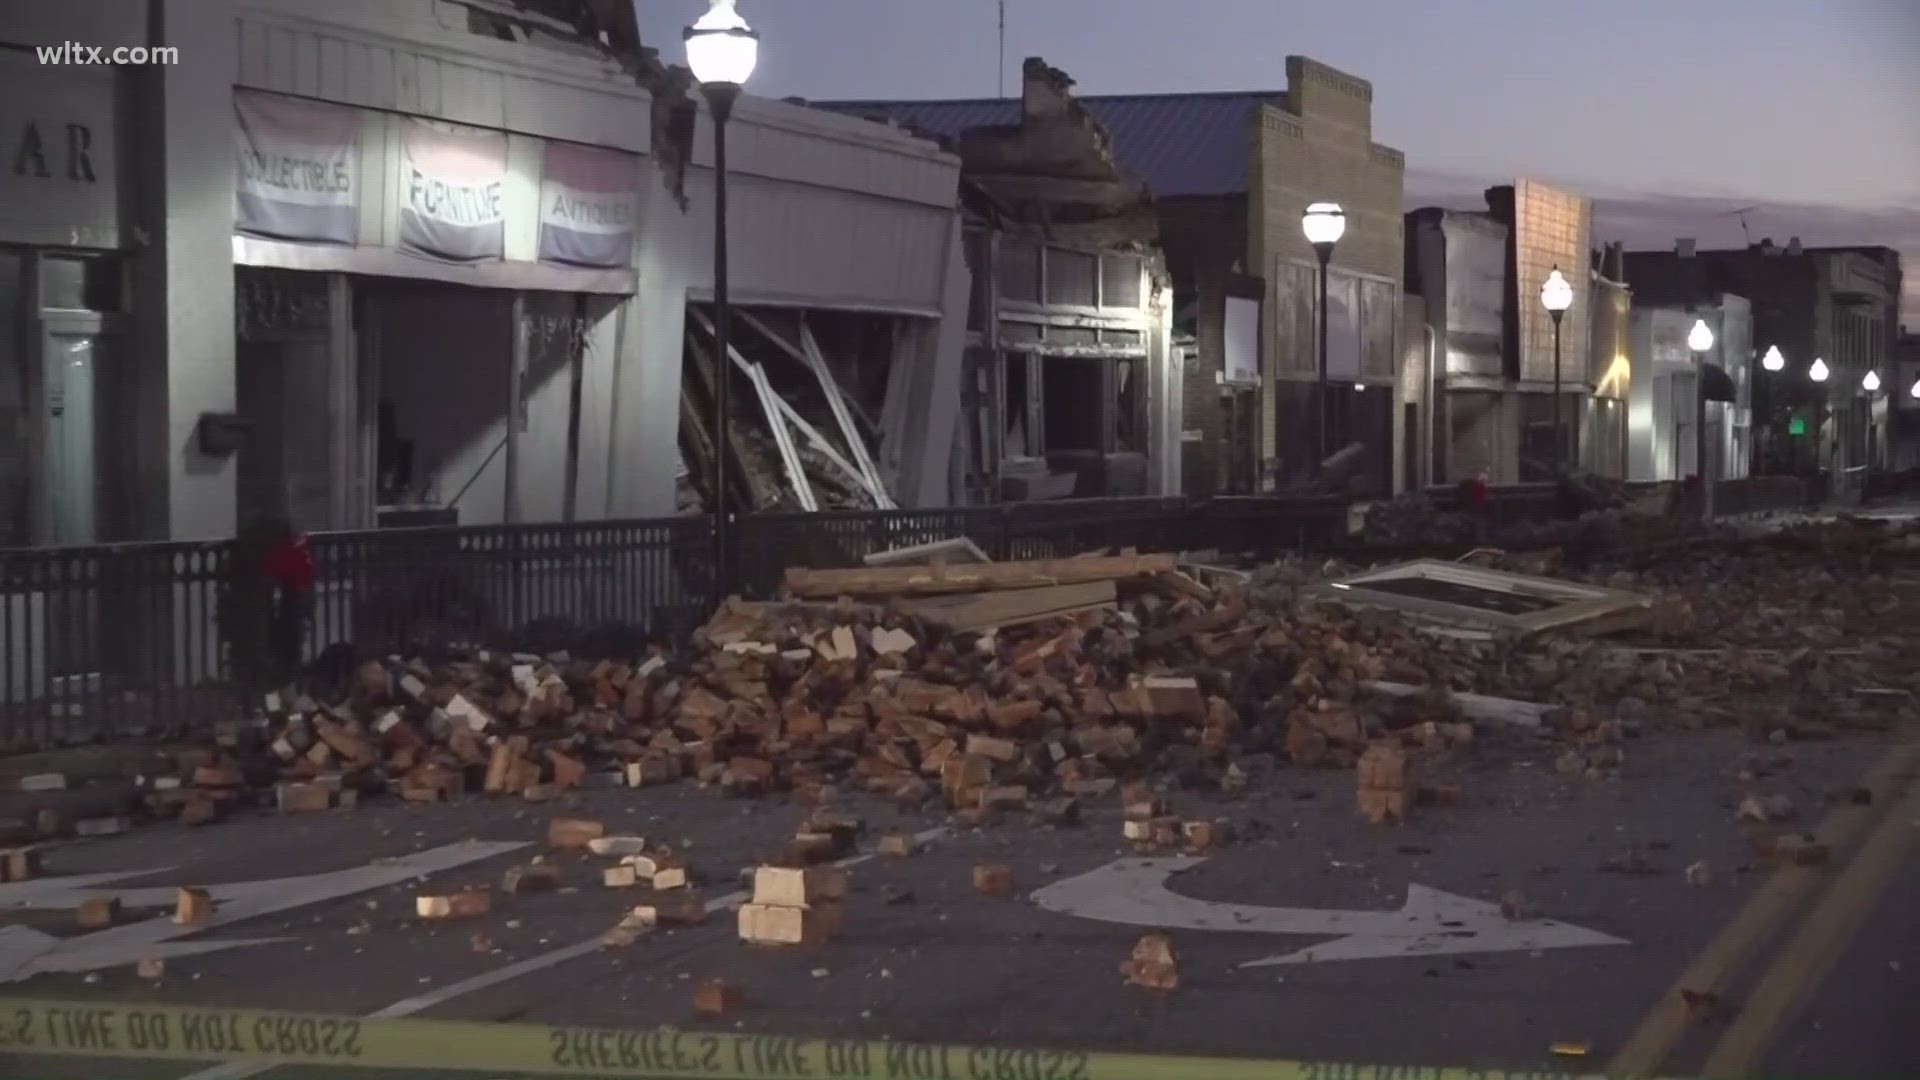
693,977 -> 744,1017
416,890 -> 490,920
0,845 -> 40,882
972,863 -> 1015,898
740,866 -> 844,946
174,887 -> 214,925
1123,932 -> 1180,990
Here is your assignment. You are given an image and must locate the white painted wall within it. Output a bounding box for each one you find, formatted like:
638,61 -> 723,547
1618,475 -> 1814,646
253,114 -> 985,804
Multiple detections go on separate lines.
1628,300 -> 1753,482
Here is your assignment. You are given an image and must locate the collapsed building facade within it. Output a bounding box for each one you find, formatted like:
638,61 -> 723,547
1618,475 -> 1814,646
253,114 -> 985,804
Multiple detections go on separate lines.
822,60 -> 1176,504
822,55 -> 1407,500
1,0 -> 972,548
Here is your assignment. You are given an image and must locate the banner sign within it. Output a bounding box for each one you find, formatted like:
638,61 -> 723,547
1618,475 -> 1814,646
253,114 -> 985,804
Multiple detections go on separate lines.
233,90 -> 361,246
538,141 -> 638,268
399,118 -> 507,262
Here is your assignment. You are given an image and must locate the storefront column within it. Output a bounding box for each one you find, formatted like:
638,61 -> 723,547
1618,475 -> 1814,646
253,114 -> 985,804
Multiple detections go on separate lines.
325,273 -> 368,528
130,0 -> 237,540
504,292 -> 527,524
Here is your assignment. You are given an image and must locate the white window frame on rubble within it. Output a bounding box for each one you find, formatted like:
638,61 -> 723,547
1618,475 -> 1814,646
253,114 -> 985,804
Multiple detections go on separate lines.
1328,559 -> 1650,635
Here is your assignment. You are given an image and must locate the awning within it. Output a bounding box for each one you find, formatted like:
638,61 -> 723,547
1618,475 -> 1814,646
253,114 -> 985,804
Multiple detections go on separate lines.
1701,362 -> 1737,403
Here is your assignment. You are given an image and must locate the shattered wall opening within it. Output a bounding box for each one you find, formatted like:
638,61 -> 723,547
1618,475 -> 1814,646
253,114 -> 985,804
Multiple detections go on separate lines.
677,304 -> 919,514
1042,356 -> 1104,451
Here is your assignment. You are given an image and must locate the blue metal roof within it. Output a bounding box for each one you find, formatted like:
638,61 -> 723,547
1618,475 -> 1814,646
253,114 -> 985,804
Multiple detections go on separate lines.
813,91 -> 1286,198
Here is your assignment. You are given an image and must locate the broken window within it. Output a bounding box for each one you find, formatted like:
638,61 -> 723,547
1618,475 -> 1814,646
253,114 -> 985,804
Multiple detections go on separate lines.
1048,325 -> 1098,349
1046,248 -> 1098,308
1115,357 -> 1145,453
997,240 -> 1041,304
1102,254 -> 1142,308
965,231 -> 989,330
1003,352 -> 1034,458
679,305 -> 905,512
1041,356 -> 1103,452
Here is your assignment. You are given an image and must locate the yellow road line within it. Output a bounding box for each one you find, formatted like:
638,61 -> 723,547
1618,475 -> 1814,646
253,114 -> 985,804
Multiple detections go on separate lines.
1605,741 -> 1919,1078
1700,779 -> 1920,1079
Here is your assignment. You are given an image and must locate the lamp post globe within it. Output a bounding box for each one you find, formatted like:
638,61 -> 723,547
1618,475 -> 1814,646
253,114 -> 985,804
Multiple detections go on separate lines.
1301,202 -> 1344,474
686,0 -> 758,602
1687,319 -> 1714,354
1301,203 -> 1346,247
1539,268 -> 1573,314
1863,369 -> 1881,393
685,0 -> 758,87
1761,345 -> 1785,372
1809,357 -> 1829,383
1911,376 -> 1920,400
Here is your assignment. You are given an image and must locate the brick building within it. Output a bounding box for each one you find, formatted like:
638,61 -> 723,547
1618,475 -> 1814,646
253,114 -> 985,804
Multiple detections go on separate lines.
818,55 -> 1407,498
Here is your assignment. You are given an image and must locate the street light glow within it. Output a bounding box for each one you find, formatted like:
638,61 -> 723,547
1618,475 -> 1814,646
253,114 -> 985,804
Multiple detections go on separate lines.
1809,357 -> 1829,382
1687,319 -> 1714,353
1301,202 -> 1346,246
1761,345 -> 1785,372
685,0 -> 758,86
1863,369 -> 1881,392
1910,376 -> 1920,400
1540,267 -> 1574,313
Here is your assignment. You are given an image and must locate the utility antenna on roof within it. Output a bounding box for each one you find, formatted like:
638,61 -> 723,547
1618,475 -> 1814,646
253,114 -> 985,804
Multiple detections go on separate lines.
1717,204 -> 1760,245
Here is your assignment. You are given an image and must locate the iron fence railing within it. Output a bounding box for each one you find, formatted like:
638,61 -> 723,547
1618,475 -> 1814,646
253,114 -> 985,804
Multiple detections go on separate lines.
0,480 -> 1826,747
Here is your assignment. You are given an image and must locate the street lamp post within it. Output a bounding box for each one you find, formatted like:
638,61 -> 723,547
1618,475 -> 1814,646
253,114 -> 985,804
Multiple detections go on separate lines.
685,0 -> 758,602
1809,356 -> 1831,480
1540,267 -> 1574,475
1760,344 -> 1785,474
1863,369 -> 1882,488
1688,318 -> 1715,519
1301,203 -> 1345,475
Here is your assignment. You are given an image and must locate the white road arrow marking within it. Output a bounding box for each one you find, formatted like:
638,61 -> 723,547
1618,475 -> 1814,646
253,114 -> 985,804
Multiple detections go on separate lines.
0,841 -> 527,982
1031,856 -> 1629,966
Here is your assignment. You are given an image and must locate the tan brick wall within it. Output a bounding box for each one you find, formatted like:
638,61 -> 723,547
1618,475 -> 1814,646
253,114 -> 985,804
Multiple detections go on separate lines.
1247,58 -> 1406,469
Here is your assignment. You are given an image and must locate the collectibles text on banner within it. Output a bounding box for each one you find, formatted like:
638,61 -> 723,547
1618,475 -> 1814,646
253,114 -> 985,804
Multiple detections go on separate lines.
233,90 -> 361,246
539,141 -> 638,269
399,118 -> 508,263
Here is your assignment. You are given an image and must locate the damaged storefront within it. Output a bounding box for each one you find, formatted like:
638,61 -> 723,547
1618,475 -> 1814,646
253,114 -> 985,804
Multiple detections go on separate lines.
646,102 -> 968,516
225,1 -> 651,533
223,0 -> 967,528
825,59 -> 1178,505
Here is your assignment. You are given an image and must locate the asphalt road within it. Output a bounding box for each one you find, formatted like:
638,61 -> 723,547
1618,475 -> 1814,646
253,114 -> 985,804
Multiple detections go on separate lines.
1,728 -> 1914,1080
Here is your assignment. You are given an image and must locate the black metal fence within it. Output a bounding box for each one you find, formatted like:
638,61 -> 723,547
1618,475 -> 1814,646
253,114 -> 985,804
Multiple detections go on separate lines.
0,497 -> 1352,748
0,477 -> 1827,748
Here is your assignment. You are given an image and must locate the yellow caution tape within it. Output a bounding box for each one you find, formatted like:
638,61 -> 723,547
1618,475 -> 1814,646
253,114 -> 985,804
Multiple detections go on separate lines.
0,997 -> 1616,1080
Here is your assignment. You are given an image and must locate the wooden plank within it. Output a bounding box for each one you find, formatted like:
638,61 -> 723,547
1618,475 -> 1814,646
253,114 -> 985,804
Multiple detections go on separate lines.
744,360 -> 817,511
801,319 -> 894,509
783,553 -> 1178,599
902,581 -> 1117,633
864,537 -> 992,568
1363,681 -> 1548,728
684,336 -> 777,510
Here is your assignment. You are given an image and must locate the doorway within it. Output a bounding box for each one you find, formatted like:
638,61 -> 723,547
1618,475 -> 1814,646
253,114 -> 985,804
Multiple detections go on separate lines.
35,311 -> 116,546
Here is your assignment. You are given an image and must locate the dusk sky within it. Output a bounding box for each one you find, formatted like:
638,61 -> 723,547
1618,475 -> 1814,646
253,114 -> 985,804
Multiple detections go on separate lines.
641,0 -> 1920,314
